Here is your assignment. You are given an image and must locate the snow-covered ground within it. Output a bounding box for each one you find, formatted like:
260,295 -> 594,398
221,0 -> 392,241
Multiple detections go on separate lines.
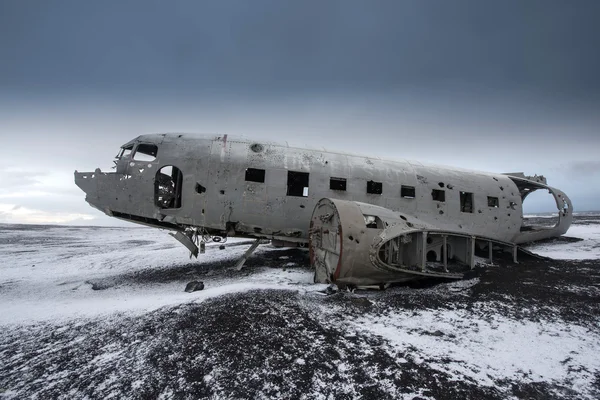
1,215 -> 599,399
0,226 -> 322,325
525,223 -> 600,260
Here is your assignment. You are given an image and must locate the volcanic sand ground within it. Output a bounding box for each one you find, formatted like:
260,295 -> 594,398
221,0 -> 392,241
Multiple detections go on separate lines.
1,214 -> 599,399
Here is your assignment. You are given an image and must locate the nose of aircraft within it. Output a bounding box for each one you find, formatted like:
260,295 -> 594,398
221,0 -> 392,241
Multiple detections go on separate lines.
74,169 -> 97,192
74,169 -> 101,210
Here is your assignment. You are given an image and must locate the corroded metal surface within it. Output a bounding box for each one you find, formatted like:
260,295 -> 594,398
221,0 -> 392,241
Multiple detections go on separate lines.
75,133 -> 573,285
309,198 -> 547,287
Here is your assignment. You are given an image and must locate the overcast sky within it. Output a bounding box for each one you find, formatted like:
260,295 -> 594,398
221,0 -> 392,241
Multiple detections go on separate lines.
1,0 -> 599,225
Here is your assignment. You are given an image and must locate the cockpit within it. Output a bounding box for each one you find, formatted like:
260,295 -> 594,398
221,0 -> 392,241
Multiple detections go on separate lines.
115,144 -> 133,160
115,142 -> 158,163
113,139 -> 182,210
113,141 -> 159,172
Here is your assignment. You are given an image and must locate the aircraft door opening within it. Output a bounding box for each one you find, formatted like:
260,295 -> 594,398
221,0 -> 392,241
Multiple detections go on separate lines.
155,166 -> 183,209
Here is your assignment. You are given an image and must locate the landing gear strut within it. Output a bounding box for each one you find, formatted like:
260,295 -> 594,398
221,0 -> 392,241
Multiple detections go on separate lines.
234,239 -> 261,270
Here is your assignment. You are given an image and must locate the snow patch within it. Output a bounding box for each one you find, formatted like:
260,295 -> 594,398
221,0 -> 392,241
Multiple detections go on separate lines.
347,306 -> 600,393
527,224 -> 600,260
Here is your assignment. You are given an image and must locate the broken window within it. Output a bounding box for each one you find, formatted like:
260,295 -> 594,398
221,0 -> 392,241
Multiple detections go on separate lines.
117,145 -> 133,159
364,215 -> 383,229
155,165 -> 183,209
460,191 -> 473,213
195,183 -> 206,194
133,144 -> 158,162
401,185 -> 415,198
287,171 -> 309,197
561,198 -> 569,213
330,177 -> 347,191
487,196 -> 499,208
432,189 -> 445,202
245,168 -> 265,183
367,180 -> 383,195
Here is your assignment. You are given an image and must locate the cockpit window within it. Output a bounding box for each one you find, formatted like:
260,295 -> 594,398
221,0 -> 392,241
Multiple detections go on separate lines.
116,145 -> 134,159
133,144 -> 158,162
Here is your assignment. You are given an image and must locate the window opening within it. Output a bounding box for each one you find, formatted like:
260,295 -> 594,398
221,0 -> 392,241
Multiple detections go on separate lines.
487,196 -> 499,208
330,177 -> 347,191
245,168 -> 265,183
133,144 -> 158,162
427,251 -> 437,262
367,180 -> 383,195
117,145 -> 133,159
401,185 -> 415,198
432,189 -> 445,202
561,198 -> 569,213
195,183 -> 206,194
155,166 -> 183,209
460,191 -> 474,213
287,171 -> 309,197
364,215 -> 383,229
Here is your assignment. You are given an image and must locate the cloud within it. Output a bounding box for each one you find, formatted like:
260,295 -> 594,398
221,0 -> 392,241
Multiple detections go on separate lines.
0,203 -> 96,224
0,190 -> 58,199
0,167 -> 85,200
0,169 -> 48,190
1,1 -> 599,102
0,1 -> 598,222
564,161 -> 600,177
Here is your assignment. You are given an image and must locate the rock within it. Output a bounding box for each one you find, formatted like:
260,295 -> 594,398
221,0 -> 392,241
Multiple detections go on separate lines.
351,296 -> 372,308
423,330 -> 444,337
184,281 -> 205,292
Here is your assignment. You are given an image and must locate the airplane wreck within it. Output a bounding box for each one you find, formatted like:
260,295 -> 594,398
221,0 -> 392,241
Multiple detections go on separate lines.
75,133 -> 572,288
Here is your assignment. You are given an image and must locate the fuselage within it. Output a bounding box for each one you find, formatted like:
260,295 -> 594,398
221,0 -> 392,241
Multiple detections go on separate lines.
74,133 -> 572,245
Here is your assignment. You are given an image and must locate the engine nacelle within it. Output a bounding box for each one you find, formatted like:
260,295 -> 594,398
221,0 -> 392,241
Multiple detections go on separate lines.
309,198 -> 419,287
309,198 -> 528,288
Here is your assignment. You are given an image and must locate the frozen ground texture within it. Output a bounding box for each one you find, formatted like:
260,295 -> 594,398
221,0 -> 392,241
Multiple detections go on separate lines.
1,215 -> 599,399
525,214 -> 600,260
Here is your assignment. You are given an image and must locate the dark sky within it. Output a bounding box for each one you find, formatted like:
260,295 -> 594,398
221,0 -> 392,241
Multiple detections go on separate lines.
0,0 -> 599,224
